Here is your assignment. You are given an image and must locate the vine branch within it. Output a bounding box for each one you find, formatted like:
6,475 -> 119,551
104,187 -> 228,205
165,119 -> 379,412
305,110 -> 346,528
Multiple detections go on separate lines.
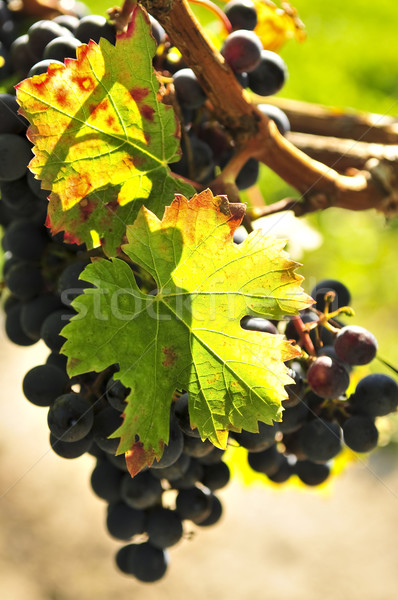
113,0 -> 398,217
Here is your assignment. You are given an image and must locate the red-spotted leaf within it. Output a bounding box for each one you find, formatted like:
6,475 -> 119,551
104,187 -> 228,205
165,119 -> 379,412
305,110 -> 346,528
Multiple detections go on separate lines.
61,190 -> 313,470
15,5 -> 193,255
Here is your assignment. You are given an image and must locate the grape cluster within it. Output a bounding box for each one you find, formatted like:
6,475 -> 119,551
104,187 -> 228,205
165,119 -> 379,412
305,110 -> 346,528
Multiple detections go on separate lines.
236,278 -> 398,487
154,0 -> 290,189
1,1 -> 397,586
90,391 -> 228,582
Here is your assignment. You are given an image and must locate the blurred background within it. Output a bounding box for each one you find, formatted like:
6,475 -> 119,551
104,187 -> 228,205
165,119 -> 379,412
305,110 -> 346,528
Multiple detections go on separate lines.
1,1 -> 398,599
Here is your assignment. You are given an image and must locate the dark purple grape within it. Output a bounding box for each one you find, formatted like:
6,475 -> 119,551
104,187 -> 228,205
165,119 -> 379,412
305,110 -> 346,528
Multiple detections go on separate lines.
221,30 -> 263,73
350,373 -> 398,417
334,325 -> 377,365
248,50 -> 288,96
224,0 -> 258,31
342,416 -> 379,452
247,444 -> 282,475
147,507 -> 183,548
48,393 -> 94,442
295,460 -> 330,486
307,356 -> 350,398
200,461 -> 230,490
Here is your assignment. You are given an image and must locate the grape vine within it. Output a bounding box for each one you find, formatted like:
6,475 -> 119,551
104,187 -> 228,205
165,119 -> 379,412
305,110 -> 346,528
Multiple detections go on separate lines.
1,0 -> 397,585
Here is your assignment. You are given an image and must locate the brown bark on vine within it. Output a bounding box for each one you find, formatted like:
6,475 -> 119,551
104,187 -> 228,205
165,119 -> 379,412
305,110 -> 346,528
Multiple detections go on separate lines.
136,0 -> 398,218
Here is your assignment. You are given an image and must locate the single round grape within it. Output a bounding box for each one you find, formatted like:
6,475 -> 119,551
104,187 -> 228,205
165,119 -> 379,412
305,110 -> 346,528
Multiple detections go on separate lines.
307,356 -> 350,398
295,460 -> 330,486
200,461 -> 230,491
57,259 -> 94,306
147,507 -> 183,548
23,364 -> 69,407
224,0 -> 258,31
248,50 -> 288,96
342,416 -> 379,452
350,373 -> 398,417
48,393 -> 94,442
221,29 -> 263,73
0,176 -> 38,217
105,377 -> 129,412
279,401 -> 308,434
334,325 -> 377,365
148,14 -> 166,46
125,542 -> 168,582
236,157 -> 260,189
247,444 -> 282,475
90,459 -> 124,503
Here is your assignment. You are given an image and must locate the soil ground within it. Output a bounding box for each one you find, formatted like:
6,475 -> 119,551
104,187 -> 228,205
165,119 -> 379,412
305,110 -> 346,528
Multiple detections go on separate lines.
1,327 -> 398,600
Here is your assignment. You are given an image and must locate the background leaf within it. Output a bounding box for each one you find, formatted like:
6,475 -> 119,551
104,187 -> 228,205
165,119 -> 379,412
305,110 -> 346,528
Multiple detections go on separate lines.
15,5 -> 193,255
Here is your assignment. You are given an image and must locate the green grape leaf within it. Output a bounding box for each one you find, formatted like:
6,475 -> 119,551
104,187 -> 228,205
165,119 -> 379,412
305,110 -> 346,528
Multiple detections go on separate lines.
61,189 -> 312,472
15,5 -> 193,255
